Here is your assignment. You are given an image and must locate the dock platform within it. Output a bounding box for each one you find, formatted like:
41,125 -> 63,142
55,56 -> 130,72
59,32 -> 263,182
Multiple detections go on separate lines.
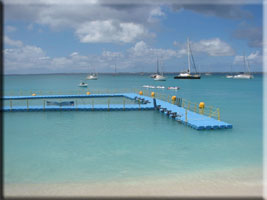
2,93 -> 232,130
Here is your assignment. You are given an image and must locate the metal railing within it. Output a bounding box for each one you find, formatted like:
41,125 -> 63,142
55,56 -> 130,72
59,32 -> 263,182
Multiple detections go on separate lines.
3,88 -> 221,120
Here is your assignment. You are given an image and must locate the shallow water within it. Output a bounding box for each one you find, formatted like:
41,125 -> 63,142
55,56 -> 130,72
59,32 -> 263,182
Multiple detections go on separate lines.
3,74 -> 263,184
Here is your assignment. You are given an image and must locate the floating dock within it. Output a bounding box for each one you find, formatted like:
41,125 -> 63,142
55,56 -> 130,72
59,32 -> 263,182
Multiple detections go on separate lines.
2,93 -> 232,130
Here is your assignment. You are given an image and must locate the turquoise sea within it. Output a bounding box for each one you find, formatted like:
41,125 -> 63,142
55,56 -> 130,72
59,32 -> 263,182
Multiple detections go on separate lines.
3,74 -> 263,186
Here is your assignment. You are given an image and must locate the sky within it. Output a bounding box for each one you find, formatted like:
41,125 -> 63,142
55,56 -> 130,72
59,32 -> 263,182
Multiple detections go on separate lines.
3,0 -> 263,74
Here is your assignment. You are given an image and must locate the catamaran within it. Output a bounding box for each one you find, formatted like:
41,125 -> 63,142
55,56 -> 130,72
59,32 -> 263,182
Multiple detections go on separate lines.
233,54 -> 253,79
174,38 -> 201,79
154,58 -> 167,81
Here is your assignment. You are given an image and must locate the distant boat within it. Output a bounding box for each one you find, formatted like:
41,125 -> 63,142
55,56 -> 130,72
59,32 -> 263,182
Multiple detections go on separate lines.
226,75 -> 234,79
205,73 -> 212,76
150,74 -> 157,78
112,63 -> 118,76
154,58 -> 167,81
168,86 -> 179,90
78,82 -> 88,87
226,64 -> 234,78
150,57 -> 160,78
174,38 -> 201,79
86,73 -> 98,80
233,54 -> 253,79
86,66 -> 98,80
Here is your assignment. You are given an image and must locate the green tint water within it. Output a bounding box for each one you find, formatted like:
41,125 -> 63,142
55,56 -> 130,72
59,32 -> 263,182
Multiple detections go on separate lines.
3,74 -> 263,184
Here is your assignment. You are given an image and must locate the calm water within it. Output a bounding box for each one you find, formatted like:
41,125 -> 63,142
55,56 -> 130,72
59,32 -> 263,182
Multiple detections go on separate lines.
3,74 -> 263,184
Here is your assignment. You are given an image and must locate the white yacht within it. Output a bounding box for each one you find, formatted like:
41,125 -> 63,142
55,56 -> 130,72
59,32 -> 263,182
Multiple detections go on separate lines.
233,74 -> 253,79
174,38 -> 201,79
154,58 -> 167,81
86,73 -> 98,80
154,74 -> 166,81
233,55 -> 254,79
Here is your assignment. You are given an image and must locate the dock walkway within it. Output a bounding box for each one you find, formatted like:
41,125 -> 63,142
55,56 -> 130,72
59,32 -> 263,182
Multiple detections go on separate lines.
2,93 -> 232,130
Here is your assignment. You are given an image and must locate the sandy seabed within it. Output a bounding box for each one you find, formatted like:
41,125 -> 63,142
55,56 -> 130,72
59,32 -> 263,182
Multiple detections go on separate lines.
4,166 -> 263,198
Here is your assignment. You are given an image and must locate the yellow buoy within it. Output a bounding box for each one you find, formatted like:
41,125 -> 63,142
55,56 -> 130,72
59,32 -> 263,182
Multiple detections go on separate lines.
151,92 -> 155,97
139,91 -> 143,95
171,96 -> 176,101
32,93 -> 36,96
86,91 -> 90,95
199,102 -> 205,109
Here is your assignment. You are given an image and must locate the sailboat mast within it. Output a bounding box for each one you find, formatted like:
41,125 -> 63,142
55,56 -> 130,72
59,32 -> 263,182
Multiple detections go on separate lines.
187,38 -> 191,74
243,53 -> 247,74
157,57 -> 159,74
246,57 -> 251,75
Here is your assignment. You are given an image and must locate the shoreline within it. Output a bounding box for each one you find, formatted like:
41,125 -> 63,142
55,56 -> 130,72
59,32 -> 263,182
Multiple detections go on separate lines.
4,165 -> 263,197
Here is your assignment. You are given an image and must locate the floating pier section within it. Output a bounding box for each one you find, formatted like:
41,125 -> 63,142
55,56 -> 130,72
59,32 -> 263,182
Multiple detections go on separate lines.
2,93 -> 232,130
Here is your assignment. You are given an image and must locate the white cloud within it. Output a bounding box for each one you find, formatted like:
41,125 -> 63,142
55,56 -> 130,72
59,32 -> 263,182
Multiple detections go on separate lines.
129,41 -> 178,62
70,52 -> 79,57
148,6 -> 165,22
3,36 -> 241,74
187,38 -> 235,56
6,25 -> 17,32
5,1 -> 162,43
75,20 -> 151,43
4,36 -> 23,47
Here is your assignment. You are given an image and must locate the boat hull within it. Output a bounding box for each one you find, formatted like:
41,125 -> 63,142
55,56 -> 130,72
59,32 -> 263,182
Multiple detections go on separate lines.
174,76 -> 201,79
233,74 -> 253,79
154,78 -> 166,81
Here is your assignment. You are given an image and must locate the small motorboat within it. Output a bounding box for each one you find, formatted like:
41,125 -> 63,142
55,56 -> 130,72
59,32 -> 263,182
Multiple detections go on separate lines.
156,86 -> 165,89
78,82 -> 88,87
168,86 -> 179,90
142,85 -> 150,88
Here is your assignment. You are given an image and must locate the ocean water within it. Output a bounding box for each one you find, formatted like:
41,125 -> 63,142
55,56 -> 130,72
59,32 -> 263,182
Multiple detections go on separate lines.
3,74 -> 263,185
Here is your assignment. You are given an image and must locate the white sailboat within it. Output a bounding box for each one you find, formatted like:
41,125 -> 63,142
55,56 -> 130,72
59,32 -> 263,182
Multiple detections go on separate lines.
174,38 -> 201,79
86,66 -> 98,80
86,74 -> 98,80
154,58 -> 167,81
233,54 -> 253,79
150,59 -> 159,78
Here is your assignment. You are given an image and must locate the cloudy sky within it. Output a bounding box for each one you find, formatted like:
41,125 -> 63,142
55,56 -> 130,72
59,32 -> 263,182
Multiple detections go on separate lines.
4,0 -> 263,74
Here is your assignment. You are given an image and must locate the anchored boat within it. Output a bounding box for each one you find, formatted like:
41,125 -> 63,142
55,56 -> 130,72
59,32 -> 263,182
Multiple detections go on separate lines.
86,74 -> 98,80
233,54 -> 253,79
78,82 -> 88,87
154,58 -> 167,81
174,38 -> 201,79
